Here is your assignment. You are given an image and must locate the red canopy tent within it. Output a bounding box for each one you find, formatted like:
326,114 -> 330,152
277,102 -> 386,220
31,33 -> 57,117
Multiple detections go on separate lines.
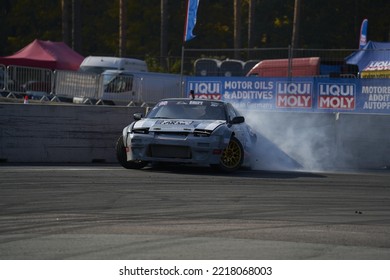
0,39 -> 84,71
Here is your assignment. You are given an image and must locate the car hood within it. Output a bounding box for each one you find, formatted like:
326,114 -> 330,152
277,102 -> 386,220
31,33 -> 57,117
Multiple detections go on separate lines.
133,119 -> 226,133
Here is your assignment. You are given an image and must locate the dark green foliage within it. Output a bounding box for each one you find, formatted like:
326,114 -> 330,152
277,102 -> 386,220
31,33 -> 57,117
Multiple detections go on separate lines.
0,0 -> 389,63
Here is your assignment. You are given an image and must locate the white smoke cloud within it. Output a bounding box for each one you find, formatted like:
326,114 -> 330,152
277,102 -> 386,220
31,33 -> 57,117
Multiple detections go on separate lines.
243,110 -> 338,172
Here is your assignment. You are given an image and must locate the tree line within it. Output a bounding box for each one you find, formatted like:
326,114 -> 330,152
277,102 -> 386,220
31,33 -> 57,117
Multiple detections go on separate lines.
1,0 -> 389,72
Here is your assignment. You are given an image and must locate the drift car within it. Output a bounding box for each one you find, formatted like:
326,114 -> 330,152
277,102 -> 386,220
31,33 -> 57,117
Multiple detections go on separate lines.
116,98 -> 257,172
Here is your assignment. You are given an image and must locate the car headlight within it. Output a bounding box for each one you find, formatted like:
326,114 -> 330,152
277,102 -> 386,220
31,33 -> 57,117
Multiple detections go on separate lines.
132,128 -> 150,134
193,129 -> 212,137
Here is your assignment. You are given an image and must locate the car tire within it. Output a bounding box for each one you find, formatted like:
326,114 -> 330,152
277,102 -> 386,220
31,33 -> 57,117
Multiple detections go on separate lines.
116,136 -> 148,169
216,136 -> 244,172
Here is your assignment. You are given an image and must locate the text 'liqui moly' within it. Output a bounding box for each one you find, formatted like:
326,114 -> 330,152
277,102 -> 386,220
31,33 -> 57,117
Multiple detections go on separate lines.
188,81 -> 222,100
276,82 -> 312,108
318,83 -> 355,110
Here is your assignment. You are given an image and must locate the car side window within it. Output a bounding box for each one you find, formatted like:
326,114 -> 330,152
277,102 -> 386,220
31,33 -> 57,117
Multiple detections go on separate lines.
226,103 -> 238,122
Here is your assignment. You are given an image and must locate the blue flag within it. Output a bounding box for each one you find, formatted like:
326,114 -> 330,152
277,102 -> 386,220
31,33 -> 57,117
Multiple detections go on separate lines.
184,0 -> 200,42
359,19 -> 368,49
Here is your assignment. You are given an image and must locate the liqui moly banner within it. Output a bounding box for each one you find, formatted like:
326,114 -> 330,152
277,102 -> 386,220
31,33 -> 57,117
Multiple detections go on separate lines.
186,76 -> 390,114
318,82 -> 356,110
275,81 -> 313,109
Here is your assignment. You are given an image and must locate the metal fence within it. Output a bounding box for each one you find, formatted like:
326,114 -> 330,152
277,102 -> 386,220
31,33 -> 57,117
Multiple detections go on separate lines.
0,64 -> 6,91
6,65 -> 54,95
54,70 -> 102,103
0,65 -> 54,102
47,69 -> 184,105
1,65 -> 182,105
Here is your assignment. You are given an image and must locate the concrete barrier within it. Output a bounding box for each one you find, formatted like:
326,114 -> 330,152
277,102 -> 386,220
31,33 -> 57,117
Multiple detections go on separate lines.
0,103 -> 146,163
0,102 -> 389,170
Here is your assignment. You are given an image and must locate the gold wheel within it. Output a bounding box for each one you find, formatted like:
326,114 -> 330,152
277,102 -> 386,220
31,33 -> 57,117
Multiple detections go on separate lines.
219,137 -> 244,172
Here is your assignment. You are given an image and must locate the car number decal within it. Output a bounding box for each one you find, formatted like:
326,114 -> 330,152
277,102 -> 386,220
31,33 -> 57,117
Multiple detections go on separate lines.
161,120 -> 193,125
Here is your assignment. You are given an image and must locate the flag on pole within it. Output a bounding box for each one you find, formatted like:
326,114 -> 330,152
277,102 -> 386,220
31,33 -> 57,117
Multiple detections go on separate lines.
359,19 -> 368,49
183,0 -> 200,42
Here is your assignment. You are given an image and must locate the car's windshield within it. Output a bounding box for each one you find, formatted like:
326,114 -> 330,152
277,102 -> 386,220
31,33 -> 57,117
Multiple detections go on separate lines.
102,73 -> 116,85
147,100 -> 226,120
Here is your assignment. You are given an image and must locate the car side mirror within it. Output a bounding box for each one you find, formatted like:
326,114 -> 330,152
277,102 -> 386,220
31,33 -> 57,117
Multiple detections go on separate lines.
230,116 -> 245,124
133,113 -> 143,120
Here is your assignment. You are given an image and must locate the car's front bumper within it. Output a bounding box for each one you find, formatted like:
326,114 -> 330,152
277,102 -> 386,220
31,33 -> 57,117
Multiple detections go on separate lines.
125,131 -> 230,165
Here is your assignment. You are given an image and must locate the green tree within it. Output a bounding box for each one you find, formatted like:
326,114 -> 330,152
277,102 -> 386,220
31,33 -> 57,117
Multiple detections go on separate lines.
1,0 -> 61,54
1,0 -> 389,66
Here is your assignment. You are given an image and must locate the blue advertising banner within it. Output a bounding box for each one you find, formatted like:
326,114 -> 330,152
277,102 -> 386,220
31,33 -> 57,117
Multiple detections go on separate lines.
359,19 -> 368,49
183,0 -> 200,42
185,77 -> 390,114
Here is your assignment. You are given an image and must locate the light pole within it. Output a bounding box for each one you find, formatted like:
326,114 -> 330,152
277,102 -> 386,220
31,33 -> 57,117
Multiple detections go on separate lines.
119,0 -> 127,57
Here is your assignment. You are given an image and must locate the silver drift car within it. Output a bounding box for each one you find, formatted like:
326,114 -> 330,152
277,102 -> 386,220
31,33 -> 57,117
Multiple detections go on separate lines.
116,98 -> 257,172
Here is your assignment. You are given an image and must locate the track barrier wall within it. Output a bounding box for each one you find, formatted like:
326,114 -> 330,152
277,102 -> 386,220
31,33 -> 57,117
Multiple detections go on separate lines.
0,102 -> 388,170
0,103 -> 146,163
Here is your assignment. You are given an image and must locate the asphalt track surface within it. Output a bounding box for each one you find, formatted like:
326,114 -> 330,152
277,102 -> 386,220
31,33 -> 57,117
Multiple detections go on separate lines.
0,164 -> 389,260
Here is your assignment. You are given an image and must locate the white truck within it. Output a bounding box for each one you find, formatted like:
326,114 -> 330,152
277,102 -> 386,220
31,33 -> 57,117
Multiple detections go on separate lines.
54,69 -> 185,105
54,55 -> 185,105
79,56 -> 148,74
100,70 -> 185,105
